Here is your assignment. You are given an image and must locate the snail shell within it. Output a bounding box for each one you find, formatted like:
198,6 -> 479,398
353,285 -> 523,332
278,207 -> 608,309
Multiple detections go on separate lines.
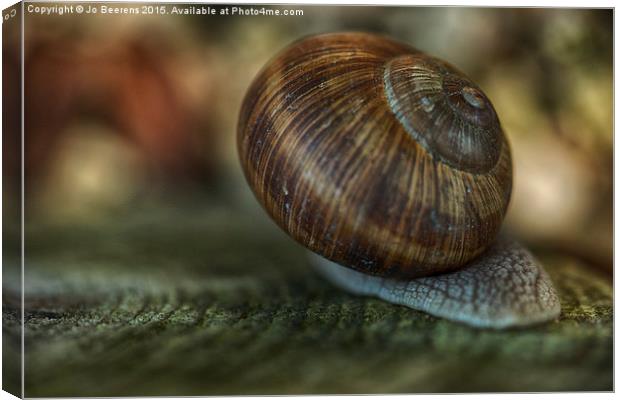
239,32 -> 511,278
238,33 -> 559,328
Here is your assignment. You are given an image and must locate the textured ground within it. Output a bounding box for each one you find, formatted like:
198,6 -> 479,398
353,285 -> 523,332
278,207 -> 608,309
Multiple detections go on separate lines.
2,197 -> 613,396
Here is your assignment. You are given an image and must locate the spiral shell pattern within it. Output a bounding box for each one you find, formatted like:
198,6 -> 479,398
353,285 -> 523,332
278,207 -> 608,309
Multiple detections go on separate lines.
238,32 -> 512,278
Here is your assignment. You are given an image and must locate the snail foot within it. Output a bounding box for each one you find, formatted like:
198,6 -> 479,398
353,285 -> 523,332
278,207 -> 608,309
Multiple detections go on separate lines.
311,240 -> 561,329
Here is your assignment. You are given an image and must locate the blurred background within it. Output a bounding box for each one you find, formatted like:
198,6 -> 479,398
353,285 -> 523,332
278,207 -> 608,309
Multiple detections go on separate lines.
4,6 -> 613,269
2,5 -> 613,396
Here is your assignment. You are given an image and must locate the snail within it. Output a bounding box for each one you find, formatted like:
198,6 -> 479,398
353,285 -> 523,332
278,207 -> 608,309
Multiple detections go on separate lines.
237,32 -> 560,328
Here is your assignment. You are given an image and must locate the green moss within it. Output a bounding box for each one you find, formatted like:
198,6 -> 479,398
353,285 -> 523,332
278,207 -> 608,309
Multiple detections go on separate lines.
3,199 -> 612,396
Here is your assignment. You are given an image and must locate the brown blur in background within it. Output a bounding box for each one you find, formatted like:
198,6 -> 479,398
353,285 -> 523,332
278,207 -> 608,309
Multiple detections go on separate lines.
4,5 -> 613,272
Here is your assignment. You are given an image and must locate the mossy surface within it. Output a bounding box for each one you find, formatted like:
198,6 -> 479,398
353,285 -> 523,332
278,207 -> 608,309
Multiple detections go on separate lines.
3,198 -> 613,396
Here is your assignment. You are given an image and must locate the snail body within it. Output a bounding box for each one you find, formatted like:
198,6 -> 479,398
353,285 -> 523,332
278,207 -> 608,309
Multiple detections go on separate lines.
238,33 -> 559,328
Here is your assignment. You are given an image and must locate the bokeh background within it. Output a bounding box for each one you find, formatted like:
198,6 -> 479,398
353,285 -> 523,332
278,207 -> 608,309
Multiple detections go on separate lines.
2,4 -> 613,396
5,5 -> 612,269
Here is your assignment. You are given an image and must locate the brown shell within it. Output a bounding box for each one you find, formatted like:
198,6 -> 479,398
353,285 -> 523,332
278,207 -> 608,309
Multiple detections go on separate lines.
237,32 -> 512,279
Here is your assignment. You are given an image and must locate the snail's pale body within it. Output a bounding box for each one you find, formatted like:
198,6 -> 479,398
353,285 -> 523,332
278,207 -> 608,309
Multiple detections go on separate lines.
238,32 -> 560,328
312,240 -> 560,328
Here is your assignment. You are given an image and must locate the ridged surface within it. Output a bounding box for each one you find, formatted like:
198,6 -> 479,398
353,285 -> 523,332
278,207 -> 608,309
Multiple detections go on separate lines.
238,32 -> 512,278
3,201 -> 612,395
